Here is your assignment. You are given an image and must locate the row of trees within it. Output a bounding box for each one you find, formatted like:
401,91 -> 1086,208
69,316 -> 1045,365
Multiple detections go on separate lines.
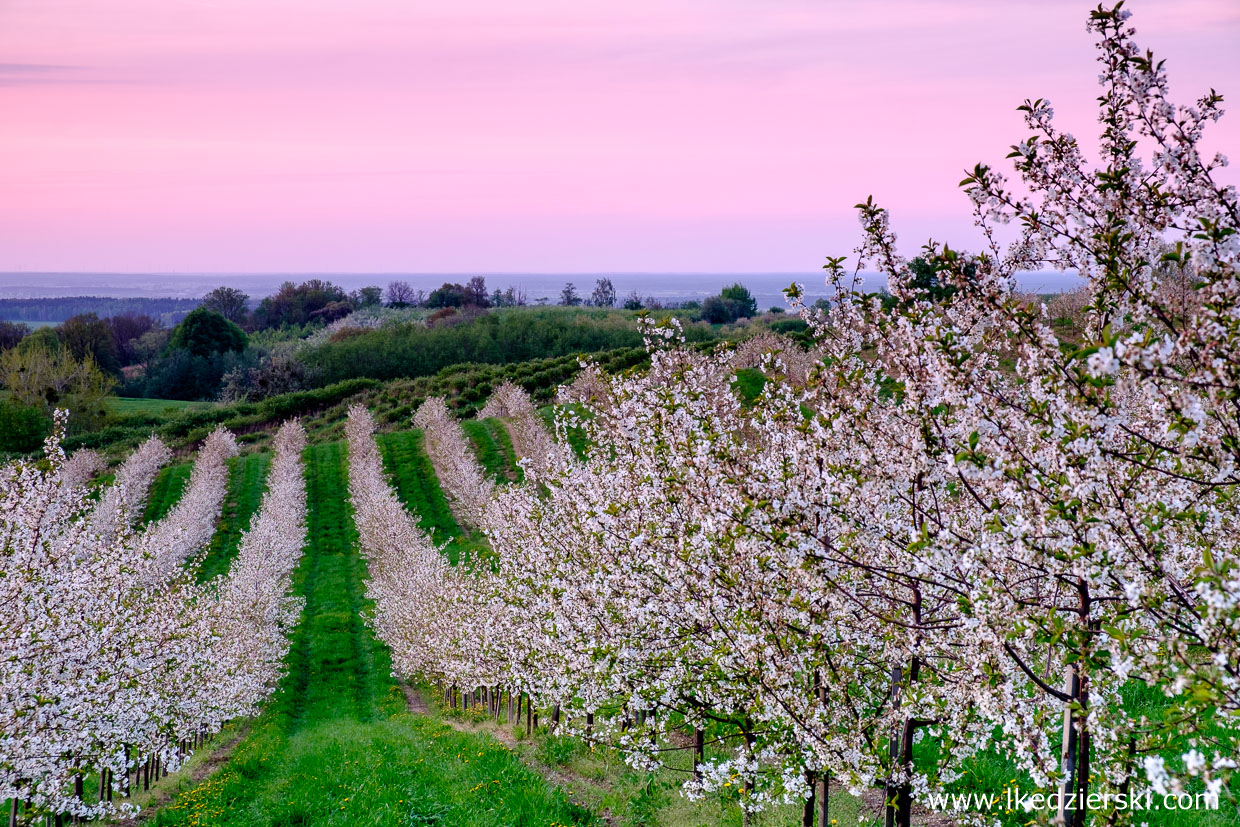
199,276 -> 533,328
555,278 -> 762,320
343,7 -> 1239,825
0,420 -> 308,820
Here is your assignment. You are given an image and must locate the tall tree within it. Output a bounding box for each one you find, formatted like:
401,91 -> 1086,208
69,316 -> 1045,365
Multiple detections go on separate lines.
168,308 -> 248,357
466,276 -> 491,307
589,278 -> 617,308
108,313 -> 158,365
353,286 -> 383,307
0,320 -> 30,350
386,280 -> 416,307
0,343 -> 113,431
58,313 -> 121,376
201,286 -> 250,324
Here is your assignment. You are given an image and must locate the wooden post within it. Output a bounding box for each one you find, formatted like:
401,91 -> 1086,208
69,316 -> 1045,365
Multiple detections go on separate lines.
8,795 -> 17,827
1057,665 -> 1081,827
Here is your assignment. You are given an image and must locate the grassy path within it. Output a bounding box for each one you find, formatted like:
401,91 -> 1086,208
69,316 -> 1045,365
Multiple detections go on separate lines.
149,441 -> 592,827
460,418 -> 522,483
375,430 -> 488,565
142,462 -> 193,524
196,454 -> 271,582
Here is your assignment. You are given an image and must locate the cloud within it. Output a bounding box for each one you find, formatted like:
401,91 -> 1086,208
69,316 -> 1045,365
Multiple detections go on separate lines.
0,63 -> 87,86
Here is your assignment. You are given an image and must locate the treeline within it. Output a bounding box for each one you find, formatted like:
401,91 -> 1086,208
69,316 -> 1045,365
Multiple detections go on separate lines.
0,275 -> 762,449
0,297 -> 198,324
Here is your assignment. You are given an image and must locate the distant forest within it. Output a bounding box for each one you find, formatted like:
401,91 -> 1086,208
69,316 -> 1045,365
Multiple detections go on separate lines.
0,297 -> 200,324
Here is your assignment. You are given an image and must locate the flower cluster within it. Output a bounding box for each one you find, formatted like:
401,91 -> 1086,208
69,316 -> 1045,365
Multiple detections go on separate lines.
345,406 -> 508,689
1,419 -> 308,820
201,420 -> 309,726
358,7 -> 1240,825
412,397 -> 496,525
478,381 -> 564,476
137,427 -> 238,582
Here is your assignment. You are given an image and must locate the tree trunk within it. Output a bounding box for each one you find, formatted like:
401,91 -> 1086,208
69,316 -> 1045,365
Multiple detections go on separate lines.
693,728 -> 704,780
820,769 -> 830,827
802,771 -> 816,827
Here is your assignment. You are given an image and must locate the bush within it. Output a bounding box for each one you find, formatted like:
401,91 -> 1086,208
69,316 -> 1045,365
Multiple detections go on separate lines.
0,400 -> 51,453
169,307 -> 248,357
299,307 -> 714,386
143,347 -> 257,401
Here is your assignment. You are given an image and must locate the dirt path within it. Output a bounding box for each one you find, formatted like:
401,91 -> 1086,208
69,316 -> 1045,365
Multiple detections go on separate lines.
110,727 -> 249,826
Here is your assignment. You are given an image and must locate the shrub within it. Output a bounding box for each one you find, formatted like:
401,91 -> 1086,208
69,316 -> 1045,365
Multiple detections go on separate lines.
0,400 -> 51,453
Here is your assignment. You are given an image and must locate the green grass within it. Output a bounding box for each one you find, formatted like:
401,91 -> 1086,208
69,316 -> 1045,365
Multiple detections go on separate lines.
538,405 -> 590,460
110,397 -> 207,416
150,441 -> 592,827
143,461 -> 194,524
730,368 -> 767,406
460,418 -> 522,483
909,677 -> 1240,827
424,690 -> 853,827
375,429 -> 490,566
195,453 -> 272,583
485,419 -> 523,482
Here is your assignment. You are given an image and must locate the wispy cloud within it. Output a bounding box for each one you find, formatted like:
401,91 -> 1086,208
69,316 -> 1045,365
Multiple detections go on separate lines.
0,63 -> 81,85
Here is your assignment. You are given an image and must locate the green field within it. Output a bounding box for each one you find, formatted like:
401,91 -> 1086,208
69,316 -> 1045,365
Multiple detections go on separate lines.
375,429 -> 492,566
150,442 -> 592,827
110,396 -> 208,416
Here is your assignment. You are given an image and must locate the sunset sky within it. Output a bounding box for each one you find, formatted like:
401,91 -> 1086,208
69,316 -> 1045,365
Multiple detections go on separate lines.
2,0 -> 1238,273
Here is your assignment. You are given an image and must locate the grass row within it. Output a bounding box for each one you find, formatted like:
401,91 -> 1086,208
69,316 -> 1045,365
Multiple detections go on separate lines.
150,441 -> 591,827
195,453 -> 272,583
142,462 -> 193,525
460,418 -> 522,483
375,429 -> 490,566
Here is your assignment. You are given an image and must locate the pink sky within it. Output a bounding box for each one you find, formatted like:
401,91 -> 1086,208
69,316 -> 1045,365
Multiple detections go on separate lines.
2,0 -> 1238,273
